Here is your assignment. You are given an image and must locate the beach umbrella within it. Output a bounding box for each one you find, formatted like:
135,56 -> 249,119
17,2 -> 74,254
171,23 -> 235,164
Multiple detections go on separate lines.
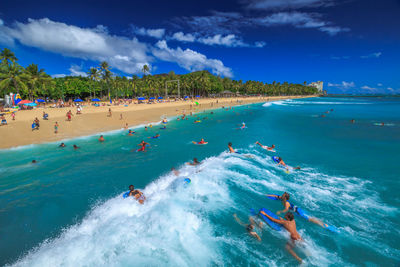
195,95 -> 200,98
74,99 -> 83,102
184,96 -> 189,99
138,97 -> 146,100
149,97 -> 155,100
36,99 -> 45,103
19,100 -> 32,105
158,97 -> 163,99
91,98 -> 100,102
24,102 -> 37,107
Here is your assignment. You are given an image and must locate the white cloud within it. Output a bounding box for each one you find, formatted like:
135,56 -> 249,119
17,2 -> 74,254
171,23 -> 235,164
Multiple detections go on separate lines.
133,26 -> 165,39
0,18 -> 151,74
171,32 -> 196,42
0,19 -> 3,26
170,32 -> 265,48
153,40 -> 233,77
52,74 -> 66,78
360,52 -> 382,59
328,81 -> 355,89
69,64 -> 87,77
377,83 -> 383,86
254,12 -> 349,35
245,0 -> 331,10
361,85 -> 376,91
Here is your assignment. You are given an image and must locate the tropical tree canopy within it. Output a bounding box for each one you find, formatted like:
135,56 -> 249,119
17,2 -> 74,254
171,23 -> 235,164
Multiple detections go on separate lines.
0,48 -> 319,99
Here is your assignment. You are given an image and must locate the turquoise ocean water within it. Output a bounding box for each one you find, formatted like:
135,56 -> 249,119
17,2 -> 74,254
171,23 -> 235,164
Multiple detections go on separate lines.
0,97 -> 399,266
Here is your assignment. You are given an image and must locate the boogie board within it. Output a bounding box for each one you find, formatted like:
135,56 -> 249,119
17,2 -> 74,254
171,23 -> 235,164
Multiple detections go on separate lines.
266,194 -> 339,233
122,191 -> 130,198
259,208 -> 282,231
272,156 -> 280,163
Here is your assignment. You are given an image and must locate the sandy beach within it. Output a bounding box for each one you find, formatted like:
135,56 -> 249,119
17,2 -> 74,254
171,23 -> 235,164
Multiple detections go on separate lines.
0,96 -> 314,149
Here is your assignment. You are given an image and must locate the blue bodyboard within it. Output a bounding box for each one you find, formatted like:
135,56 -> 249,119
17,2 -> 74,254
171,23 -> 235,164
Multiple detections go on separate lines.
272,156 -> 280,163
122,191 -> 130,198
259,208 -> 282,231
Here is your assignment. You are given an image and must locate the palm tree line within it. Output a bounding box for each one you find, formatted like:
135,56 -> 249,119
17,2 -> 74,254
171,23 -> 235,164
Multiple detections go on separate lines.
0,48 -> 318,100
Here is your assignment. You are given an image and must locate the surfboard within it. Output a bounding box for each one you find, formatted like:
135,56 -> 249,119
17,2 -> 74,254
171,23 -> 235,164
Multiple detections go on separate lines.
259,208 -> 282,231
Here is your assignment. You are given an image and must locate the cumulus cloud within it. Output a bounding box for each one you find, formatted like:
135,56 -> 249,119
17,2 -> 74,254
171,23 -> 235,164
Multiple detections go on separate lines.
171,32 -> 196,42
253,12 -> 349,35
377,83 -> 383,86
153,40 -> 233,77
245,0 -> 332,10
328,81 -> 355,89
170,32 -> 265,48
132,26 -> 165,39
361,85 -> 376,90
69,64 -> 87,77
360,52 -> 382,59
0,18 -> 151,74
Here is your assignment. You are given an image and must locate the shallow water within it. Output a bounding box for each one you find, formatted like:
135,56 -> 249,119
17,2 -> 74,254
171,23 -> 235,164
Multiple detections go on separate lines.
0,97 -> 399,266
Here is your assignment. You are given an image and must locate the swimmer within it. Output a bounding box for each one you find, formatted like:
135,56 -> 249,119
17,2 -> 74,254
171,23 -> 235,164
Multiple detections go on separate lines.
233,213 -> 263,241
73,144 -> 80,150
228,142 -> 236,153
187,158 -> 200,166
149,124 -> 153,128
128,130 -> 135,136
149,134 -> 160,139
267,192 -> 330,230
192,138 -> 207,145
162,118 -> 168,124
145,126 -> 148,130
381,122 -> 384,126
351,119 -> 355,123
260,211 -> 303,263
99,135 -> 105,142
135,140 -> 149,152
171,167 -> 180,176
240,122 -> 246,129
59,143 -> 66,148
31,160 -> 37,164
255,141 -> 275,151
160,125 -> 166,129
127,185 -> 146,204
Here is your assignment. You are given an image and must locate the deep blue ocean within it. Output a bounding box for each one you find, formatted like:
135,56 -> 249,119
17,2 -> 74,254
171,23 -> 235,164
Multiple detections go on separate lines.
0,97 -> 399,266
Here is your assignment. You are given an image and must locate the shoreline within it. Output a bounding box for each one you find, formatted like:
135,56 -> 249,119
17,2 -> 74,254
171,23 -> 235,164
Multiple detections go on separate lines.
0,96 -> 316,150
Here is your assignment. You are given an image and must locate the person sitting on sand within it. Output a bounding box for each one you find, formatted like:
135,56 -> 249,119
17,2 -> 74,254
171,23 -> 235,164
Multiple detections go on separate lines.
73,144 -> 80,150
1,115 -> 7,126
99,135 -> 105,142
228,142 -> 236,153
233,213 -> 263,241
187,158 -> 201,166
42,111 -> 49,120
255,141 -> 275,151
192,138 -> 207,145
260,210 -> 303,263
59,143 -> 66,148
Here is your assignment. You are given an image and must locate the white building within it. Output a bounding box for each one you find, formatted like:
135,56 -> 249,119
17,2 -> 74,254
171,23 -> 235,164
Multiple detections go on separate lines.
309,81 -> 324,93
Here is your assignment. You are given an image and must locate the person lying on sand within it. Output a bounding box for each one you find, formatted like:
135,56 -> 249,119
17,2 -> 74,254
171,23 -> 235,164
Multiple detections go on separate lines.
260,211 -> 303,263
233,213 -> 263,241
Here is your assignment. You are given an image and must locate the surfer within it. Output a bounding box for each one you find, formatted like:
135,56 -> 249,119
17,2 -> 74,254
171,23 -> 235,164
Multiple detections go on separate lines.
228,142 -> 236,153
260,210 -> 303,263
187,158 -> 200,166
149,134 -> 160,139
192,138 -> 207,145
135,141 -> 149,152
267,192 -> 333,230
233,213 -> 263,241
255,141 -> 275,151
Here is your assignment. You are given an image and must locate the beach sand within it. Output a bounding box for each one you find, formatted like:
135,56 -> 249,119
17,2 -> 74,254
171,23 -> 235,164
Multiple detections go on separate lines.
0,96 -> 314,149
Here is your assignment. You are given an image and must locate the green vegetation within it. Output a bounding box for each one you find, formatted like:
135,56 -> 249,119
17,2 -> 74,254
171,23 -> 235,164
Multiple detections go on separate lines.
0,48 -> 318,100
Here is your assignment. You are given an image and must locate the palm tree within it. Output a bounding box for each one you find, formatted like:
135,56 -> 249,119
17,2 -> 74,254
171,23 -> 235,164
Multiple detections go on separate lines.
99,61 -> 112,101
87,67 -> 100,98
25,63 -> 51,100
0,48 -> 17,66
0,62 -> 28,96
142,64 -> 150,76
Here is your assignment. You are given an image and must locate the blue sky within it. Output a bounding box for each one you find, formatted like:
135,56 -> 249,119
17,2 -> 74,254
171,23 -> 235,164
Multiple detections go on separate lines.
0,0 -> 399,94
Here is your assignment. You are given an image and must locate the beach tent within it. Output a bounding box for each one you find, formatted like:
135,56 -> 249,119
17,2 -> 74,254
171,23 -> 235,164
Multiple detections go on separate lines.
138,97 -> 146,100
149,97 -> 155,100
74,99 -> 83,102
195,95 -> 200,98
184,96 -> 189,99
36,99 -> 45,103
91,98 -> 100,102
158,97 -> 163,99
18,100 -> 32,105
